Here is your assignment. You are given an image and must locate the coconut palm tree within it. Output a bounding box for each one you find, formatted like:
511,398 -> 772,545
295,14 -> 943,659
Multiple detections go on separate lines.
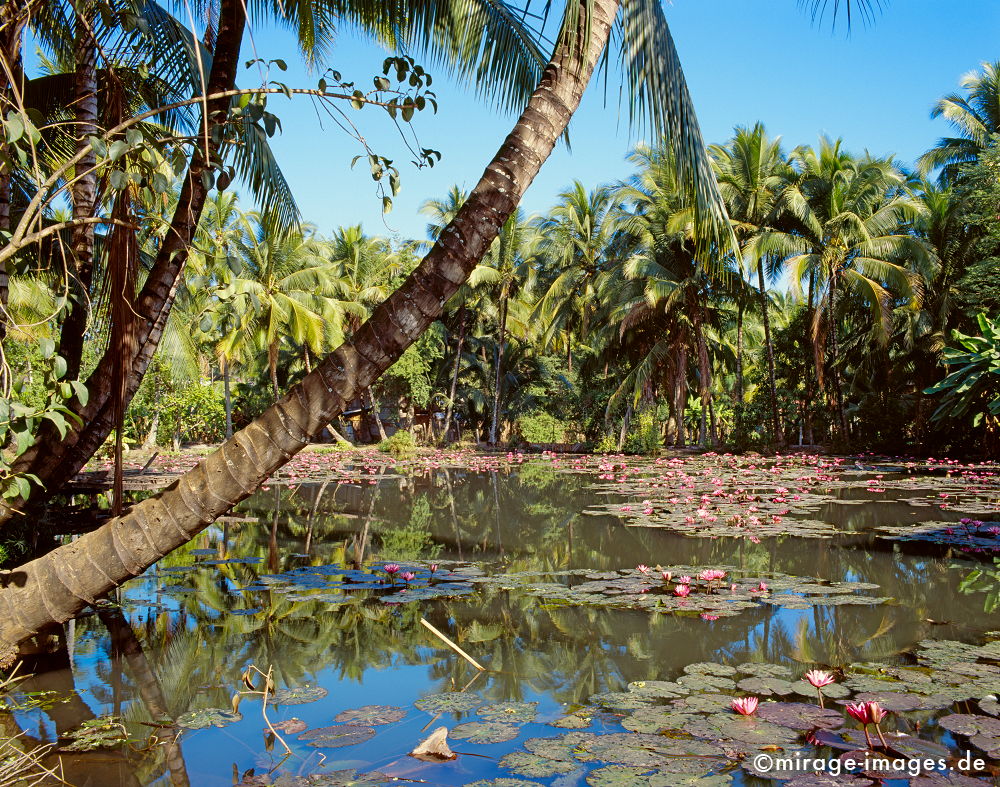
0,0 -> 884,659
918,60 -> 1000,182
768,142 -> 934,440
710,124 -> 797,445
531,181 -> 624,372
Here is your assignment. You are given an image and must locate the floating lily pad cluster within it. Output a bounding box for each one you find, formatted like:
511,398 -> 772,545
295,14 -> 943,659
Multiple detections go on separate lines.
59,715 -> 130,751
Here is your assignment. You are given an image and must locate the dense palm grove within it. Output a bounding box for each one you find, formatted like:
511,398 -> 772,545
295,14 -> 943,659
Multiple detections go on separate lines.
18,64 -> 995,459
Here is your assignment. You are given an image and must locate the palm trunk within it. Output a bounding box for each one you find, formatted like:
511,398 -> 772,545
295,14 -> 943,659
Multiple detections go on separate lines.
617,401 -> 633,451
692,297 -> 712,448
0,3 -> 26,361
828,273 -> 848,442
442,305 -> 466,442
674,344 -> 688,448
0,0 -> 619,660
489,292 -> 509,445
223,358 -> 233,440
757,264 -> 783,447
269,341 -> 279,403
735,303 -> 744,403
60,3 -> 98,382
804,268 -> 816,444
0,0 -> 247,527
369,388 -> 388,442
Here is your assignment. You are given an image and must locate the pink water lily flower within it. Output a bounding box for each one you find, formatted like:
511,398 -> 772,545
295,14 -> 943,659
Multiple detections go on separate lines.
661,571 -> 672,582
805,669 -> 835,688
805,669 -> 835,707
674,584 -> 691,597
731,696 -> 759,716
637,564 -> 651,575
400,571 -> 416,582
383,564 -> 400,574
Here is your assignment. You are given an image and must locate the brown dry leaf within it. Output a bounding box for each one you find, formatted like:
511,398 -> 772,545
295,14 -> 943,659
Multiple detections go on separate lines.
409,726 -> 456,761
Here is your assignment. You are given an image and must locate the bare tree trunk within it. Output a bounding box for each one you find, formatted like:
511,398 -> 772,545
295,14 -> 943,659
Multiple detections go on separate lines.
828,272 -> 848,442
674,345 -> 688,448
735,302 -> 744,403
60,2 -> 98,381
369,388 -> 387,441
804,268 -> 816,444
223,358 -> 233,439
757,264 -> 783,447
442,305 -> 466,442
0,0 -> 247,526
0,0 -> 621,659
692,298 -> 712,448
617,401 -> 633,451
489,292 -> 509,445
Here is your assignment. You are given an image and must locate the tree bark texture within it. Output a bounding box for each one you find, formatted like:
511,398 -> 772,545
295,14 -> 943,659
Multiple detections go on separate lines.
60,2 -> 99,382
0,0 -> 247,527
0,0 -> 620,659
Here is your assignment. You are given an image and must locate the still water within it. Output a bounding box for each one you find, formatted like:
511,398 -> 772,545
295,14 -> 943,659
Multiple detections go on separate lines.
7,452 -> 1000,786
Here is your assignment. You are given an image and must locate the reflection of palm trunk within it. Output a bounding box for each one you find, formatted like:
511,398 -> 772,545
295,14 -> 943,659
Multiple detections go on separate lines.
444,469 -> 463,560
97,607 -> 190,787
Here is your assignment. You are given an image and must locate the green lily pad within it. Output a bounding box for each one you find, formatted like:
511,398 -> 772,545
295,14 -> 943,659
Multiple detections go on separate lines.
550,712 -> 595,729
176,708 -> 242,729
414,692 -> 482,714
737,663 -> 793,678
523,732 -> 595,761
499,751 -> 578,778
756,702 -> 846,730
334,705 -> 406,725
268,685 -> 329,705
736,676 -> 799,696
451,721 -> 520,743
478,702 -> 538,723
463,780 -> 543,787
590,691 -> 656,710
297,725 -> 376,748
683,662 -> 738,677
852,692 -> 926,712
627,680 -> 690,699
677,674 -> 737,692
60,715 -> 129,751
784,776 -> 874,787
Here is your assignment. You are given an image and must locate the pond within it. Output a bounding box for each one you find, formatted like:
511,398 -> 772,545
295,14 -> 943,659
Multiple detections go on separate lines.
6,450 -> 1000,786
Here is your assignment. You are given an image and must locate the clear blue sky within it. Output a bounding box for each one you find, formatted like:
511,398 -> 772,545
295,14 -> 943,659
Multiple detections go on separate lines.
245,0 -> 999,241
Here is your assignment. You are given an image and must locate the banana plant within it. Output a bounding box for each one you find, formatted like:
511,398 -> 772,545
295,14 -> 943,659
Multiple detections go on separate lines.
925,312 -> 1000,426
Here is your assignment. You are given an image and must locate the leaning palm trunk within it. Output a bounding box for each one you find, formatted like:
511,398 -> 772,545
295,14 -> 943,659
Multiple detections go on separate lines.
0,0 -> 247,529
0,0 -> 620,660
757,264 -> 783,447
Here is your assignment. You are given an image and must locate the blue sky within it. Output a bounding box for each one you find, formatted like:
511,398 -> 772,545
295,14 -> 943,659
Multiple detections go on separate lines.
247,0 -> 999,241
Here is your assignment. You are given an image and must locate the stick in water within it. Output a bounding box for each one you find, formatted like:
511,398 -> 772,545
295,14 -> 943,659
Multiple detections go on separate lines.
419,618 -> 486,671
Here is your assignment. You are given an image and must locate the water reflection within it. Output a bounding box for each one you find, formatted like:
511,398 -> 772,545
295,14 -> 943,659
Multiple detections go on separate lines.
6,460 -> 1000,785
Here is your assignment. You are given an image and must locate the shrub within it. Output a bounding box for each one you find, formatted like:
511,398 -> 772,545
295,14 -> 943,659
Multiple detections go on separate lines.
516,411 -> 572,443
159,382 -> 226,446
378,430 -> 417,457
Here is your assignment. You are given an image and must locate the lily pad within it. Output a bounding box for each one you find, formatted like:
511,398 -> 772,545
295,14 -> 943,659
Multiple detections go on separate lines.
414,692 -> 482,714
60,716 -> 129,751
785,776 -> 873,787
627,680 -> 690,699
736,676 -> 799,696
270,770 -> 391,786
176,708 -> 242,729
268,685 -> 329,705
269,718 -> 308,734
756,702 -> 846,730
550,711 -> 595,729
499,751 -> 578,778
463,780 -> 543,787
478,702 -> 538,723
451,721 -> 520,743
334,705 -> 407,725
297,725 -> 376,748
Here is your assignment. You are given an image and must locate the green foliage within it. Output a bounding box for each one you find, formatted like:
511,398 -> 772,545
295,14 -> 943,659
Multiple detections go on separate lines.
0,342 -> 85,502
958,558 -> 1000,615
623,409 -> 662,455
159,383 -> 226,446
379,332 -> 443,410
516,411 -> 572,443
925,314 -> 1000,427
378,430 -> 417,458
